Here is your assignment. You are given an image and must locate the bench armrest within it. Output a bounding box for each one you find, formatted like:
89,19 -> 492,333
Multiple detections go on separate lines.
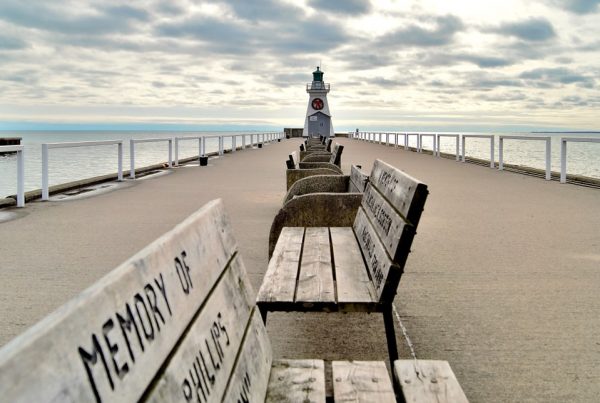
284,175 -> 349,203
286,168 -> 342,190
298,162 -> 343,173
268,193 -> 363,258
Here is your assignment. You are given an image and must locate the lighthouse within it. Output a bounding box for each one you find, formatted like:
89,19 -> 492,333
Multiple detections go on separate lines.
303,66 -> 334,138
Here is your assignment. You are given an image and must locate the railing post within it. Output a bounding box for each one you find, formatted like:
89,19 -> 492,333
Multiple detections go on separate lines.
490,136 -> 495,168
545,138 -> 551,180
232,136 -> 236,153
498,137 -> 504,170
242,134 -> 246,149
201,137 -> 206,157
560,138 -> 567,183
219,136 -> 223,155
435,134 -> 440,157
130,139 -> 136,179
461,136 -> 466,162
42,144 -> 49,201
404,133 -> 409,150
16,148 -> 24,207
174,138 -> 179,166
433,134 -> 437,156
117,142 -> 123,181
168,139 -> 173,168
455,135 -> 460,161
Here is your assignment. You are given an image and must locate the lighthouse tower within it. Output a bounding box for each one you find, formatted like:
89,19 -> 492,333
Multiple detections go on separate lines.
303,66 -> 334,138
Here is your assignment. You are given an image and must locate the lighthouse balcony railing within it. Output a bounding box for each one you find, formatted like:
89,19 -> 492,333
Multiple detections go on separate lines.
306,82 -> 330,91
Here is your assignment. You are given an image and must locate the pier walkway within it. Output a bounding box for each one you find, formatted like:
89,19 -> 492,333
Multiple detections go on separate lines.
1,138 -> 599,402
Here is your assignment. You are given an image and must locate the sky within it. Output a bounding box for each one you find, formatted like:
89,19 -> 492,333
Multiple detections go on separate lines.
0,0 -> 599,132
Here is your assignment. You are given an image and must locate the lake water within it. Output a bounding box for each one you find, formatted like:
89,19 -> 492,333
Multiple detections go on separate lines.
362,131 -> 600,180
1,130 -> 599,198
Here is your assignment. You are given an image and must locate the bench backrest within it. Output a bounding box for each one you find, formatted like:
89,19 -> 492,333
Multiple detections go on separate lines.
328,144 -> 343,165
288,151 -> 299,169
352,160 -> 428,303
349,165 -> 369,192
0,200 -> 272,403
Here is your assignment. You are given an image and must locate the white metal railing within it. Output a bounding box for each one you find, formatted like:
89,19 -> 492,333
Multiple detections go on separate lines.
1,145 -> 25,207
418,133 -> 437,154
42,140 -> 123,201
462,135 -> 495,168
406,133 -> 419,150
174,136 -> 204,166
436,134 -> 460,160
350,131 -> 600,183
499,136 -> 551,180
173,132 -> 282,167
130,138 -> 173,179
561,137 -> 600,183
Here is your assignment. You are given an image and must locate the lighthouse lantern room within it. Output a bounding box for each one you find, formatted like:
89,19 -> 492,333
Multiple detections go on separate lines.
303,66 -> 334,138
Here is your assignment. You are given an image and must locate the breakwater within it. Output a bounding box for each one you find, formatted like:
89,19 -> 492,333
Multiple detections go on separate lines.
0,131 -> 283,208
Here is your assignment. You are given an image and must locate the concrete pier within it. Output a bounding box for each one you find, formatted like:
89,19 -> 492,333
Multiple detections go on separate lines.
0,138 -> 599,402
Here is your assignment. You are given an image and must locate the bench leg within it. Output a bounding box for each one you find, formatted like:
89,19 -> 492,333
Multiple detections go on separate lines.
383,308 -> 399,365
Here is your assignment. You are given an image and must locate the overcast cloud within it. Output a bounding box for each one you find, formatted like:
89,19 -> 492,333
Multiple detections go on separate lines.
0,0 -> 598,130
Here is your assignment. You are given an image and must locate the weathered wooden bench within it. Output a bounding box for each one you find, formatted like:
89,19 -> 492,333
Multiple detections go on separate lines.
286,148 -> 344,190
290,144 -> 343,168
271,166 -> 370,259
258,160 -> 429,369
0,199 -> 410,402
300,138 -> 332,153
283,164 -> 369,204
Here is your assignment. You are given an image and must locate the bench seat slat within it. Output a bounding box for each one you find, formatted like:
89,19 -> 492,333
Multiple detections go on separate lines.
296,228 -> 335,303
330,227 -> 377,304
332,361 -> 396,402
145,255 -> 253,402
221,309 -> 273,403
394,360 -> 469,403
257,227 -> 304,303
266,359 -> 326,403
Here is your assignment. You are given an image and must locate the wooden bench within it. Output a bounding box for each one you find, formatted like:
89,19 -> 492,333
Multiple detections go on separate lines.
286,148 -> 344,190
0,199 -> 407,402
0,199 -> 469,402
258,160 -> 429,368
291,144 -> 343,168
300,138 -> 332,153
283,164 -> 369,204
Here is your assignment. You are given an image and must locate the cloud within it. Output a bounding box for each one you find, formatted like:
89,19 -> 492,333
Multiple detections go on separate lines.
417,52 -> 515,68
216,0 -> 303,22
307,0 -> 371,15
378,14 -> 464,47
547,0 -> 600,14
490,18 -> 556,41
0,34 -> 28,50
519,67 -> 595,87
0,1 -> 148,35
156,12 -> 352,55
